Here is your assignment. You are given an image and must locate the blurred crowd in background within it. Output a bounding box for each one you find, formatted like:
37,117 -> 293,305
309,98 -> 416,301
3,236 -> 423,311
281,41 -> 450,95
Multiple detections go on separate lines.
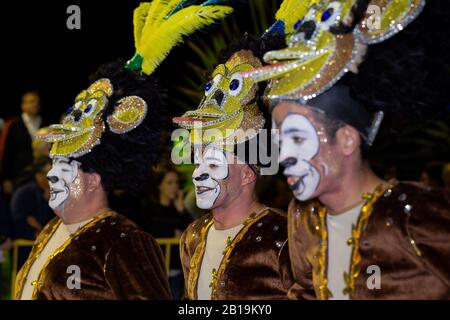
0,90 -> 449,299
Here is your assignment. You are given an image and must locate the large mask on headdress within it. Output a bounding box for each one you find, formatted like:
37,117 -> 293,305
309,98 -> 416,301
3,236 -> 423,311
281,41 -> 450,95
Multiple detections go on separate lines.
173,50 -> 265,145
39,78 -> 148,158
39,1 -> 233,159
243,0 -> 425,101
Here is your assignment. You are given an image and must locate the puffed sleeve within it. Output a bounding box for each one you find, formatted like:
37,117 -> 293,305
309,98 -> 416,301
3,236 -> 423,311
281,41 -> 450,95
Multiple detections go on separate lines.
407,187 -> 450,289
286,199 -> 318,300
179,228 -> 191,299
277,239 -> 299,299
104,230 -> 172,300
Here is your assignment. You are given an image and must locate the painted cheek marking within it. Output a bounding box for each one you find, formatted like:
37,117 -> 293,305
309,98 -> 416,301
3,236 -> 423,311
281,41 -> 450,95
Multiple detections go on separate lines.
320,162 -> 329,176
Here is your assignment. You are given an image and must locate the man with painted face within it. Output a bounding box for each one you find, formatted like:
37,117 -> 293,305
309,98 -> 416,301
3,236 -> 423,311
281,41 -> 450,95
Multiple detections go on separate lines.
182,142 -> 294,300
244,0 -> 450,299
173,6 -> 309,296
14,1 -> 233,300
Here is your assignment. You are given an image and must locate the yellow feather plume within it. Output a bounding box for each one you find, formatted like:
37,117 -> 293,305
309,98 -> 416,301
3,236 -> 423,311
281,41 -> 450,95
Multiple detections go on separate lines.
131,1 -> 233,75
275,0 -> 312,37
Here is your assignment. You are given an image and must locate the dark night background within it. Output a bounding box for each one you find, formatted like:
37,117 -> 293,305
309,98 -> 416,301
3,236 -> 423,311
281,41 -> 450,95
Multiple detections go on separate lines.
1,0 -> 449,180
1,0 -> 279,122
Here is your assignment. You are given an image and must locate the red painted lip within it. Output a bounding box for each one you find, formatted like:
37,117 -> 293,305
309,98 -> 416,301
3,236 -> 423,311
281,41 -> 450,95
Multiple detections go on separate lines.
173,117 -> 209,123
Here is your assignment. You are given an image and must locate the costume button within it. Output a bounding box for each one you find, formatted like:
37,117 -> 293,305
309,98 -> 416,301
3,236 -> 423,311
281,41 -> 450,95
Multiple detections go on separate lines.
385,218 -> 394,227
384,189 -> 392,197
404,204 -> 413,215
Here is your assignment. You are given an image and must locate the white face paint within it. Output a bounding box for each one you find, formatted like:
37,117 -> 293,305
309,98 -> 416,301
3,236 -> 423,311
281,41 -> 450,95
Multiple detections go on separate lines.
192,146 -> 229,209
279,114 -> 321,201
47,156 -> 80,210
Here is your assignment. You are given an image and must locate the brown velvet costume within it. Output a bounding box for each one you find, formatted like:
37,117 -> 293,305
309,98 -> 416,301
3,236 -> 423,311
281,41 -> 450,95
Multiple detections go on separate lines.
180,207 -> 294,300
15,211 -> 171,300
287,181 -> 450,300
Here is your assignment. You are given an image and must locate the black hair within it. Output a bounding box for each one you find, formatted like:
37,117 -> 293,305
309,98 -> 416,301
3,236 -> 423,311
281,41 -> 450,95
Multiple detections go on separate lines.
312,3 -> 449,159
22,89 -> 40,97
349,6 -> 450,121
76,60 -> 168,194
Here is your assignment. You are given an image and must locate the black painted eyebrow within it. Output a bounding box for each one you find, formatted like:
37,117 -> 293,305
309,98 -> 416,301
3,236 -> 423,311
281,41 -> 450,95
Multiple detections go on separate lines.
204,156 -> 224,162
57,159 -> 71,165
282,128 -> 303,134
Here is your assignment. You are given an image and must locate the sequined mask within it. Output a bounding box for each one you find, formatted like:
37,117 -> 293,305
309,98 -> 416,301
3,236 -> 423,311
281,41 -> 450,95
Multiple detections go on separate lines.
173,50 -> 265,145
38,78 -> 148,158
242,0 -> 425,101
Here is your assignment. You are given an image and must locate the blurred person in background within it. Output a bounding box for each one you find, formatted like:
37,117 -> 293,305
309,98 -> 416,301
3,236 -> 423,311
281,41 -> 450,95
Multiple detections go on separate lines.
142,165 -> 192,299
14,127 -> 52,188
443,163 -> 450,189
11,157 -> 53,269
255,175 -> 292,212
1,90 -> 45,195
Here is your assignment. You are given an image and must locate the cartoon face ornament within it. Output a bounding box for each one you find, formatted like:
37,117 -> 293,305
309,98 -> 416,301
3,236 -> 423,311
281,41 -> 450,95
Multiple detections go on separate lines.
192,146 -> 229,209
279,114 -> 322,201
47,156 -> 81,210
37,78 -> 148,159
173,50 -> 265,145
241,0 -> 425,101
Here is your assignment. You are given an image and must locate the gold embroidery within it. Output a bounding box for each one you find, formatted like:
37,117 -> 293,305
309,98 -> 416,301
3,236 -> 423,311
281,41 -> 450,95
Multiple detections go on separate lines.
32,210 -> 114,299
317,206 -> 330,300
317,181 -> 397,300
187,217 -> 214,300
14,219 -> 61,299
16,210 -> 114,300
344,182 -> 396,298
209,268 -> 218,297
210,208 -> 270,300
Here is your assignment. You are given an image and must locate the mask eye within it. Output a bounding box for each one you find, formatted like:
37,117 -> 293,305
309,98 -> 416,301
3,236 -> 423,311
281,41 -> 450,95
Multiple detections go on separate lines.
204,74 -> 222,96
83,99 -> 98,116
66,101 -> 82,114
229,73 -> 244,96
319,1 -> 342,31
293,19 -> 302,30
204,82 -> 213,92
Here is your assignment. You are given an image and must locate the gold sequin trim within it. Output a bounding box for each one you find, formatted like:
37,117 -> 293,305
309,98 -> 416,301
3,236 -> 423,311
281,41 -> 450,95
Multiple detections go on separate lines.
16,210 -> 114,299
210,208 -> 270,300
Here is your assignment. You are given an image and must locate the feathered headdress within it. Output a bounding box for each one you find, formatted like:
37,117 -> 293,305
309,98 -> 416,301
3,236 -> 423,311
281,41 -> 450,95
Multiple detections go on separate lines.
37,1 -> 232,192
173,0 -> 307,147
